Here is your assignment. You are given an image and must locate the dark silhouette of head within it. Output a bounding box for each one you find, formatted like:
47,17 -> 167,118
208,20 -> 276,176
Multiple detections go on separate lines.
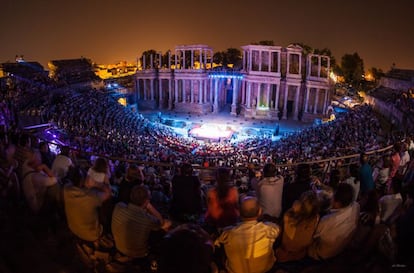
180,163 -> 193,176
240,196 -> 261,220
263,163 -> 277,178
295,163 -> 311,184
130,185 -> 150,207
334,183 -> 354,208
160,223 -> 212,273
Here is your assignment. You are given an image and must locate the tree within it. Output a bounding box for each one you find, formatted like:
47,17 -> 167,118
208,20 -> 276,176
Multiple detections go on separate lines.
225,48 -> 242,70
213,51 -> 225,67
368,67 -> 384,83
161,50 -> 171,68
291,42 -> 313,56
212,48 -> 242,69
340,52 -> 364,86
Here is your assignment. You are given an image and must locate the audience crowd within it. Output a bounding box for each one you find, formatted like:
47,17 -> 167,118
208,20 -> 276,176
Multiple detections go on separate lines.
1,77 -> 414,273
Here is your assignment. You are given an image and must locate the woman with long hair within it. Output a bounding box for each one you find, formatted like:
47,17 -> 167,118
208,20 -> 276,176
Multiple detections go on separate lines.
276,191 -> 320,262
85,157 -> 110,189
282,163 -> 313,215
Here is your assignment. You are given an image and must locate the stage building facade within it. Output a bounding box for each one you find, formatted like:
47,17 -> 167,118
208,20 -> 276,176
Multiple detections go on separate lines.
134,44 -> 332,121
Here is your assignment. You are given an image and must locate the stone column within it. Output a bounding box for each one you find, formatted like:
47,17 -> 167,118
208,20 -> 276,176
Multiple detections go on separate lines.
150,79 -> 154,100
266,83 -> 270,107
241,80 -> 245,105
318,56 -> 321,77
168,79 -> 173,109
275,84 -> 280,112
323,89 -> 328,114
294,85 -> 300,120
199,49 -> 203,69
209,78 -> 213,103
298,54 -> 302,75
286,53 -> 290,75
231,79 -> 238,115
158,52 -> 162,68
183,50 -> 186,69
136,79 -> 140,99
182,80 -> 186,103
304,87 -> 310,113
214,79 -> 219,113
249,50 -> 252,71
256,83 -> 261,110
168,51 -> 171,68
204,79 -> 208,103
199,80 -> 203,104
247,82 -> 251,108
174,79 -> 178,103
191,50 -> 194,69
143,79 -> 147,100
159,79 -> 163,107
327,57 -> 331,79
258,50 -> 262,71
175,52 -> 178,69
268,52 -> 271,72
314,89 -> 320,114
282,84 -> 288,119
277,51 -> 282,73
190,80 -> 194,103
135,79 -> 139,108
243,50 -> 246,71
150,54 -> 153,69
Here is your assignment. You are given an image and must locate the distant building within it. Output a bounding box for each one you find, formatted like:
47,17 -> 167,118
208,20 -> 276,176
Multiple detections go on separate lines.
48,58 -> 99,84
134,44 -> 332,121
366,68 -> 414,132
0,60 -> 48,80
379,69 -> 414,91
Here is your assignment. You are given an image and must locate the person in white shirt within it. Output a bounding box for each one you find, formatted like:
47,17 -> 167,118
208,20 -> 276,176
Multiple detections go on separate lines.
341,163 -> 360,202
256,163 -> 284,220
51,146 -> 73,182
22,149 -> 58,213
308,183 -> 360,260
86,157 -> 110,189
399,143 -> 411,175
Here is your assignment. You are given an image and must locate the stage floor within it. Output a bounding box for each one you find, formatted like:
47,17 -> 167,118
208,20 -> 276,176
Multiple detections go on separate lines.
142,110 -> 313,142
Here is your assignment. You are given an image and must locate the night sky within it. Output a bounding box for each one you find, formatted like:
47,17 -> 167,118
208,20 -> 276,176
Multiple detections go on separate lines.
1,0 -> 413,71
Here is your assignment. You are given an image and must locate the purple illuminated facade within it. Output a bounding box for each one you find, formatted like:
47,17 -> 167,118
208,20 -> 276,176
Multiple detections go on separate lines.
135,44 -> 332,121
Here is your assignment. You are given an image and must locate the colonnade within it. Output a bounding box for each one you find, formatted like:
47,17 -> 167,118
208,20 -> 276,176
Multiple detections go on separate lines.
135,44 -> 332,120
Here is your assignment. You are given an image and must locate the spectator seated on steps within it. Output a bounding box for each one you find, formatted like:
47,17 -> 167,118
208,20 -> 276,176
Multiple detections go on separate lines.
308,183 -> 360,261
215,196 -> 281,273
159,223 -> 215,273
63,166 -> 112,249
21,149 -> 59,214
111,185 -> 171,268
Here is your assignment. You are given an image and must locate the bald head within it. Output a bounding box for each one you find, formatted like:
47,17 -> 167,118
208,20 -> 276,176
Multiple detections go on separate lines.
240,196 -> 261,220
